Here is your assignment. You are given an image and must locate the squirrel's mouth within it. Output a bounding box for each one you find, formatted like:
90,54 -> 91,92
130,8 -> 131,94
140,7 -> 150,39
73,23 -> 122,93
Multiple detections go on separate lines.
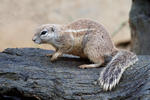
32,38 -> 42,44
34,39 -> 42,44
34,40 -> 41,44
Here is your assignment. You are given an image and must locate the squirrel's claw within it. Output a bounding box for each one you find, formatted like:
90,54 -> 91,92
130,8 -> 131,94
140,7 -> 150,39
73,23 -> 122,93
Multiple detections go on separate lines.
46,54 -> 53,57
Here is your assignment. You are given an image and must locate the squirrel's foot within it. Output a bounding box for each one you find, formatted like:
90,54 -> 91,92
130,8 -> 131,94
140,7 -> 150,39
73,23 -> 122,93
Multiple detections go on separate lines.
78,63 -> 101,69
78,64 -> 88,69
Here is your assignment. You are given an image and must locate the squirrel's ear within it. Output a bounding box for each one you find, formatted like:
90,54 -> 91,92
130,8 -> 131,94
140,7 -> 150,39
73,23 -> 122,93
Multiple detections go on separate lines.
51,27 -> 55,32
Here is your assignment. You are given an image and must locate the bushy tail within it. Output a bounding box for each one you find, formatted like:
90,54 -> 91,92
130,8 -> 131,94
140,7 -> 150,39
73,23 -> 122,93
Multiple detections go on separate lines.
98,50 -> 138,91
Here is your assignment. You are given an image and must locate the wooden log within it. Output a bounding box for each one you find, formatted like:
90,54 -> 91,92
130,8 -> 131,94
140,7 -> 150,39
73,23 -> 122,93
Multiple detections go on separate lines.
0,48 -> 150,100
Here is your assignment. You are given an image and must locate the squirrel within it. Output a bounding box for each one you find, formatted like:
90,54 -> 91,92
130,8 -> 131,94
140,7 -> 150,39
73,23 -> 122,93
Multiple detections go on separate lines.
32,19 -> 138,91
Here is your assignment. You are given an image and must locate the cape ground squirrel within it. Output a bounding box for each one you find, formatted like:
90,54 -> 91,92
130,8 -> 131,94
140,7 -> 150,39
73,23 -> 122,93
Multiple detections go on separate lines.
32,19 -> 138,91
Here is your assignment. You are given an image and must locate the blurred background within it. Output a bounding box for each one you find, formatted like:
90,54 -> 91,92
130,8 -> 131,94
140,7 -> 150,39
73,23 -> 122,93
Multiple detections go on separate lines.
0,0 -> 131,51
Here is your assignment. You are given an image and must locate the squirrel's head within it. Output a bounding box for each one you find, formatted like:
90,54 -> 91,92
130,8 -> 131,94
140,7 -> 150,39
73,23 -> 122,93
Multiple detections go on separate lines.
32,24 -> 61,44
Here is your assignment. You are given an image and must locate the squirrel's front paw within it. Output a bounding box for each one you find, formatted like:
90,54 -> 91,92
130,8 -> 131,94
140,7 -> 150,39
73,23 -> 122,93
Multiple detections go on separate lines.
50,58 -> 56,62
50,56 -> 58,62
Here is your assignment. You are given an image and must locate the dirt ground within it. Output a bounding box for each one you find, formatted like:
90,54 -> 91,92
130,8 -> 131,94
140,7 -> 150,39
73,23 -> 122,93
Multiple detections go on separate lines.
0,0 -> 131,51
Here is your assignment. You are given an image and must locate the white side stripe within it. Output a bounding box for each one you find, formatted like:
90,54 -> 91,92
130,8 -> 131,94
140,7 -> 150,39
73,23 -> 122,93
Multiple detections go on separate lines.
64,28 -> 95,33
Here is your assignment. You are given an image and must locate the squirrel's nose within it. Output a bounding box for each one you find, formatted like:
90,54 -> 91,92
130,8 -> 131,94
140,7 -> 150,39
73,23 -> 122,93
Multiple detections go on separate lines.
32,38 -> 35,42
32,37 -> 36,42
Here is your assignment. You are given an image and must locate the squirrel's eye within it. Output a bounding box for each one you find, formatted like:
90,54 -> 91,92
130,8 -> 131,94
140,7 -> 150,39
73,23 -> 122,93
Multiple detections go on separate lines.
41,31 -> 47,35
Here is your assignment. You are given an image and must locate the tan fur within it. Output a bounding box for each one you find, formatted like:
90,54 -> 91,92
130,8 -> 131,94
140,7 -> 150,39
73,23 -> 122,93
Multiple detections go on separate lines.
32,18 -> 138,91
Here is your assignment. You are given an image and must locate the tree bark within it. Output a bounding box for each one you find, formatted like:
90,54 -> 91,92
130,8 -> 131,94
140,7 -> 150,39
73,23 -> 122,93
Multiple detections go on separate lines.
129,0 -> 150,54
0,48 -> 150,100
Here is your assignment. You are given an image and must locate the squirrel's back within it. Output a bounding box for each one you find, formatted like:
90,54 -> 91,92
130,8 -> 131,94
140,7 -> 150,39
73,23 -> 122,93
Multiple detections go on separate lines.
64,19 -> 116,57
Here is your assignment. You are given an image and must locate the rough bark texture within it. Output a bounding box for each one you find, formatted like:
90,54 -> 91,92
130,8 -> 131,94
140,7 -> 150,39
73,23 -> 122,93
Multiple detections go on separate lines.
0,48 -> 150,100
129,0 -> 150,54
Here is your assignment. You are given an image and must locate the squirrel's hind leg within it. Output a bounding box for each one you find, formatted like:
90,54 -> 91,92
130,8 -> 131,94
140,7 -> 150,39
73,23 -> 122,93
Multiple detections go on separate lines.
78,55 -> 105,69
80,45 -> 105,69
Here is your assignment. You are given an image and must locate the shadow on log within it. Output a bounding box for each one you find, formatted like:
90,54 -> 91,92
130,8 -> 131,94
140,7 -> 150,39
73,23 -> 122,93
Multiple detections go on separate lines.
0,48 -> 150,100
